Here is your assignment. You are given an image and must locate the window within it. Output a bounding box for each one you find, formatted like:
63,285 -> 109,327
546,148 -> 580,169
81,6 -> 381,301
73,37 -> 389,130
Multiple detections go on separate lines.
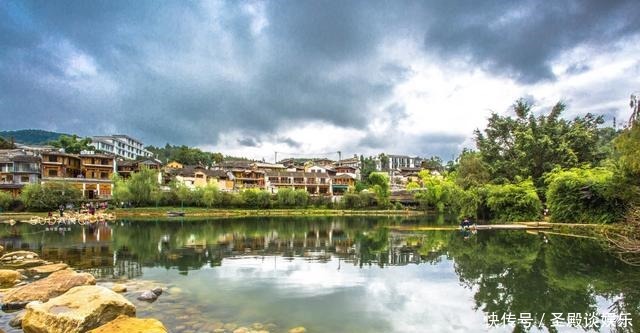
100,172 -> 108,179
21,176 -> 29,183
48,169 -> 58,177
48,156 -> 57,162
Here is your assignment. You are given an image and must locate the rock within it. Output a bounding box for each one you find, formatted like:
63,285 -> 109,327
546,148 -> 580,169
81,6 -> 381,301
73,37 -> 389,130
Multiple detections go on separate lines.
151,287 -> 163,296
288,327 -> 307,333
111,284 -> 127,293
2,269 -> 96,309
213,329 -> 226,333
9,310 -> 25,328
224,323 -> 238,330
0,245 -> 4,254
0,258 -> 47,269
0,251 -> 39,261
233,327 -> 249,333
22,285 -> 136,333
137,290 -> 158,302
87,315 -> 167,333
252,323 -> 265,330
0,269 -> 22,286
26,263 -> 68,275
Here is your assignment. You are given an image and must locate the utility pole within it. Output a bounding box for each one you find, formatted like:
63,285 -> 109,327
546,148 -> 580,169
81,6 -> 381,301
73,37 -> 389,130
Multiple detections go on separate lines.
274,151 -> 277,164
337,151 -> 341,164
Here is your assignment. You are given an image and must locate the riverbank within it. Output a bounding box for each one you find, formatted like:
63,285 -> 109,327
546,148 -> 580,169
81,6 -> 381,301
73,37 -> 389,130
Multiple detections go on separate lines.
0,207 -> 426,222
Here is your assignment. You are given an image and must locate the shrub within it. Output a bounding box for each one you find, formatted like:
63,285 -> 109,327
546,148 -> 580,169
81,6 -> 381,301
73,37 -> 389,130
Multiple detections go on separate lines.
484,180 -> 542,222
0,192 -> 14,211
21,182 -> 82,211
240,189 -> 271,209
545,167 -> 626,224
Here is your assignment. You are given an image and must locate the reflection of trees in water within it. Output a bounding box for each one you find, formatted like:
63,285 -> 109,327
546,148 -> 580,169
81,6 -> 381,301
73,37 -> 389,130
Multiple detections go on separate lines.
2,217 -> 638,331
447,230 -> 640,332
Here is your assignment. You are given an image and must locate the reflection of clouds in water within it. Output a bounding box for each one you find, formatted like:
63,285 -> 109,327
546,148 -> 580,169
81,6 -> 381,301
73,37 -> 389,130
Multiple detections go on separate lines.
207,256 -> 511,332
365,262 -> 506,333
207,257 -> 367,297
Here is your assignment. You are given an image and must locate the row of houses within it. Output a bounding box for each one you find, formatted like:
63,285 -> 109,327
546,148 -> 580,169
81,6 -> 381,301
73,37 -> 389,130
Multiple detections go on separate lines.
1,139 -> 430,200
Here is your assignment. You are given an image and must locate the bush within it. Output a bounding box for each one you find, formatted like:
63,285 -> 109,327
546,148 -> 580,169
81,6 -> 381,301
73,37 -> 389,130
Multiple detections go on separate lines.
0,192 -> 14,211
275,188 -> 309,208
240,189 -> 271,209
545,167 -> 626,224
21,182 -> 82,211
484,180 -> 542,222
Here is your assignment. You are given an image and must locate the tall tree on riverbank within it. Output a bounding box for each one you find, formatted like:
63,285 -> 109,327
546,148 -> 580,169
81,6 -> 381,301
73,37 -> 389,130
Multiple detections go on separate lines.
475,99 -> 611,195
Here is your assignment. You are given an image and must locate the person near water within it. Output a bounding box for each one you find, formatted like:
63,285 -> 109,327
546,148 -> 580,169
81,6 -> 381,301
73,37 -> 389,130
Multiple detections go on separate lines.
58,204 -> 64,217
460,217 -> 472,228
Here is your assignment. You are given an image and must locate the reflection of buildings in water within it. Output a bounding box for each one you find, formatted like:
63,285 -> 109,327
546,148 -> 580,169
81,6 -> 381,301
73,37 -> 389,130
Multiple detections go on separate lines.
0,223 -> 142,280
153,225 -> 433,272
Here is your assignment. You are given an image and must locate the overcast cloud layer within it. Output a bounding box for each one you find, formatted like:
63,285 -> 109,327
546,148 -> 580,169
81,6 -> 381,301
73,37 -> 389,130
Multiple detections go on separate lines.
1,0 -> 639,161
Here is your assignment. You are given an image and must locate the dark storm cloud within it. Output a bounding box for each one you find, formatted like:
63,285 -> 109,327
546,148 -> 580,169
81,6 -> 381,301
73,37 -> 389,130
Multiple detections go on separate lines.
421,0 -> 640,83
237,137 -> 261,147
1,0 -> 638,156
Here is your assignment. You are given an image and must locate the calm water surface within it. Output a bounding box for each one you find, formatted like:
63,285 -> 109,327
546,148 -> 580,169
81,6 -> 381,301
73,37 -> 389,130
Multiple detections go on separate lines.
0,216 -> 638,333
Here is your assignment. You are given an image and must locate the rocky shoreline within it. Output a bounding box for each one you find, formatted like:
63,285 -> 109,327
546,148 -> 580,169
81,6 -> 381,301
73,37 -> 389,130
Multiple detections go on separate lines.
0,246 -> 308,333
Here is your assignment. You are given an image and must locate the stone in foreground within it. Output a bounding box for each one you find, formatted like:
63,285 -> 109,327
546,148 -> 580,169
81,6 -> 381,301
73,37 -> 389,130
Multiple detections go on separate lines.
0,269 -> 22,286
22,285 -> 136,333
2,269 -> 95,308
25,263 -> 69,275
87,315 -> 167,333
288,327 -> 307,333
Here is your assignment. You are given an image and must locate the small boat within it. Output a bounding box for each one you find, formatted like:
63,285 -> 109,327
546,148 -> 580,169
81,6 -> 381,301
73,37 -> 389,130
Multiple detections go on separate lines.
167,211 -> 185,217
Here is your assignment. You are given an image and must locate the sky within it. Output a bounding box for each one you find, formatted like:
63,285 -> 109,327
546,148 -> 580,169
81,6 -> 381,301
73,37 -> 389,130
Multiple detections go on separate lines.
1,0 -> 639,162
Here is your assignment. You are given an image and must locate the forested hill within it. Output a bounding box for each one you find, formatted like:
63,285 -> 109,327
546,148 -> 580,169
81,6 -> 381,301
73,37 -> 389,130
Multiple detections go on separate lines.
0,129 -> 70,145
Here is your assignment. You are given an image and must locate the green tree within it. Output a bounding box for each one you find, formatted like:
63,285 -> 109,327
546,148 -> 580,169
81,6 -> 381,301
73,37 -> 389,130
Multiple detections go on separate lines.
545,167 -> 627,224
484,180 -> 542,222
48,135 -> 92,154
475,99 -> 608,196
368,172 -> 390,207
0,137 -> 15,149
615,121 -> 640,175
454,150 -> 490,190
21,182 -> 82,211
200,183 -> 222,208
0,192 -> 14,211
421,156 -> 444,172
115,167 -> 161,206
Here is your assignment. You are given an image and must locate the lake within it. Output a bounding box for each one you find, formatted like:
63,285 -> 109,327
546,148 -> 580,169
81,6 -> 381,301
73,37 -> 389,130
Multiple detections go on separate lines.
0,216 -> 638,333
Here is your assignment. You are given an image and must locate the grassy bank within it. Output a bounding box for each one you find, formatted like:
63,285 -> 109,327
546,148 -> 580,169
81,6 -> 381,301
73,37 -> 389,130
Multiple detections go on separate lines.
0,207 -> 426,222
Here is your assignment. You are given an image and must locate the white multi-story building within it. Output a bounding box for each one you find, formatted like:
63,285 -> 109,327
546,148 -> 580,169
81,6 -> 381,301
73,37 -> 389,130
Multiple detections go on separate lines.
90,135 -> 153,160
376,154 -> 422,170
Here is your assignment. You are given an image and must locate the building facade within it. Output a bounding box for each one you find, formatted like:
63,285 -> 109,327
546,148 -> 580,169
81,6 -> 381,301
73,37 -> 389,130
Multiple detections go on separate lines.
90,135 -> 153,160
40,151 -> 114,199
0,151 -> 41,197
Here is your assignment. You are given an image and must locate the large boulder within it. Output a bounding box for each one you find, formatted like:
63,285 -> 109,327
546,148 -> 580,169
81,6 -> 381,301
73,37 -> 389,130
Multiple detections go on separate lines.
25,263 -> 69,275
2,269 -> 95,308
0,251 -> 38,261
0,251 -> 46,269
0,269 -> 22,286
87,315 -> 167,333
22,285 -> 136,333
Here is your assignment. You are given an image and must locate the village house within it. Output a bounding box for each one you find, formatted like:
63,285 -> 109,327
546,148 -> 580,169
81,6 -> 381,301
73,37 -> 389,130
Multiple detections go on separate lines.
116,159 -> 163,179
40,151 -> 115,199
331,174 -> 355,195
170,165 -> 233,191
0,151 -> 41,197
265,170 -> 332,195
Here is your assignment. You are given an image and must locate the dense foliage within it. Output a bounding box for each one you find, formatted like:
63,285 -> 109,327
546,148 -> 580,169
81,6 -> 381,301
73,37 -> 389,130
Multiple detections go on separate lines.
146,144 -> 223,166
475,100 -> 609,196
48,135 -> 93,154
0,137 -> 15,149
20,182 -> 82,211
0,129 -> 68,145
0,192 -> 14,211
545,167 -> 627,224
484,180 -> 542,222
